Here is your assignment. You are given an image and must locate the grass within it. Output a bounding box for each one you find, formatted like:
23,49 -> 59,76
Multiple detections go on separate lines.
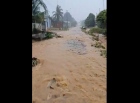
89,27 -> 106,34
94,42 -> 105,49
92,35 -> 99,41
100,50 -> 107,58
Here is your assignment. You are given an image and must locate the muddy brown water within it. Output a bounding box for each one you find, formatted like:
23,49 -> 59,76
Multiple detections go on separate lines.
65,39 -> 87,55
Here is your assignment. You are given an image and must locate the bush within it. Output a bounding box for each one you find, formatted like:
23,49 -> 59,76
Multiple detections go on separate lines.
45,32 -> 54,39
96,10 -> 106,29
92,35 -> 99,41
94,42 -> 105,49
103,29 -> 107,36
89,27 -> 105,34
100,50 -> 107,58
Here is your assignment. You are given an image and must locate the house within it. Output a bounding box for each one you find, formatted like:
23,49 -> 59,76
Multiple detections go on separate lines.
32,12 -> 52,32
51,16 -> 64,28
63,21 -> 71,28
46,16 -> 52,28
42,14 -> 52,31
53,21 -> 63,28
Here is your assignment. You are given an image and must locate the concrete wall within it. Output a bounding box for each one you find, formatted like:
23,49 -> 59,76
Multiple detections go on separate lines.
32,18 -> 51,31
32,23 -> 42,31
46,18 -> 51,28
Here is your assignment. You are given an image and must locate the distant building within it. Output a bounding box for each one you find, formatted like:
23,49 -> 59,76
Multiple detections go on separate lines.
63,21 -> 71,28
32,13 -> 52,31
46,16 -> 52,28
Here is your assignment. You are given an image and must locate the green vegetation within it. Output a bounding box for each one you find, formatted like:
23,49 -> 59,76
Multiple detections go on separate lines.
32,0 -> 48,23
92,35 -> 99,41
52,5 -> 63,23
96,10 -> 107,36
89,27 -> 106,34
63,12 -> 77,27
94,42 -> 105,49
96,10 -> 106,29
85,13 -> 96,27
45,32 -> 54,39
100,50 -> 107,58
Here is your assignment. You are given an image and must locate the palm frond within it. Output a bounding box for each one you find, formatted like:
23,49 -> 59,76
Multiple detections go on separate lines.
32,0 -> 48,17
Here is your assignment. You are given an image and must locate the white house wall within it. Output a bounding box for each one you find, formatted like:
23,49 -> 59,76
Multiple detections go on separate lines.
46,18 -> 51,28
32,18 -> 51,31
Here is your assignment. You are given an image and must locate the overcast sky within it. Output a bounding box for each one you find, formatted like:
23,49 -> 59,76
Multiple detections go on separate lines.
42,0 -> 107,22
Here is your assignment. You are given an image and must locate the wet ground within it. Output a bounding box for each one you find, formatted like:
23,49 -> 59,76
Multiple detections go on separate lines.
32,26 -> 106,103
65,39 -> 87,55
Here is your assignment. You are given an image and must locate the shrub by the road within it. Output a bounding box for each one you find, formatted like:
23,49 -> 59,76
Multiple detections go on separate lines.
45,32 -> 54,39
94,42 -> 105,49
92,35 -> 99,41
89,27 -> 105,34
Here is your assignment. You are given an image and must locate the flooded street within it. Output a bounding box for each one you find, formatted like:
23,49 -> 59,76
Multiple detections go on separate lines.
32,26 -> 106,103
65,39 -> 87,55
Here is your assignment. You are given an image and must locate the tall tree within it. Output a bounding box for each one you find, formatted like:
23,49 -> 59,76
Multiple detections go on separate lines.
63,12 -> 72,21
63,12 -> 77,27
32,0 -> 48,15
52,5 -> 63,23
32,0 -> 48,22
32,0 -> 48,32
85,13 -> 95,27
96,10 -> 106,29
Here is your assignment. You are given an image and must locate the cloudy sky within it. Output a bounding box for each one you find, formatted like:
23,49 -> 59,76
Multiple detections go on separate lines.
42,0 -> 107,22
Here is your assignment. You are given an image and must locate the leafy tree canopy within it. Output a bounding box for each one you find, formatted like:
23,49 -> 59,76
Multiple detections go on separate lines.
85,13 -> 95,27
96,10 -> 106,29
63,12 -> 77,27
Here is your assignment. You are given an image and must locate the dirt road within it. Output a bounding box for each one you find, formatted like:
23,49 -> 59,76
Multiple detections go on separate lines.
32,26 -> 106,103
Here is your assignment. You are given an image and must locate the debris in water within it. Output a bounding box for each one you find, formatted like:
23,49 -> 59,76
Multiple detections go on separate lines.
65,39 -> 87,55
47,78 -> 56,89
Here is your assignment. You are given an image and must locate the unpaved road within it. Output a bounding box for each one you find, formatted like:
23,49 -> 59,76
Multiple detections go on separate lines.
32,26 -> 106,103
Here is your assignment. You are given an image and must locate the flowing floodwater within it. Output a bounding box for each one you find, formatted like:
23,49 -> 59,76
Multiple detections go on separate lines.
32,26 -> 106,103
65,39 -> 87,55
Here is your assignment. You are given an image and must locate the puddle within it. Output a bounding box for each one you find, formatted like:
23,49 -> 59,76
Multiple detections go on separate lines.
65,39 -> 87,55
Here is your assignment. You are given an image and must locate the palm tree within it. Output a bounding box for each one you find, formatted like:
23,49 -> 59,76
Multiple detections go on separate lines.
52,5 -> 63,24
32,0 -> 48,32
32,0 -> 48,16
